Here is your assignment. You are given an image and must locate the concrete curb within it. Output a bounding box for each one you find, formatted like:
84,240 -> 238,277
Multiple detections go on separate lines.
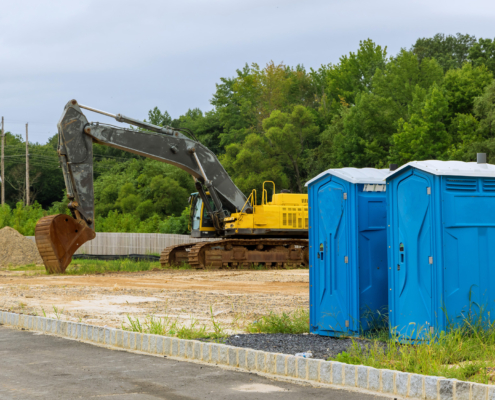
1,311 -> 492,400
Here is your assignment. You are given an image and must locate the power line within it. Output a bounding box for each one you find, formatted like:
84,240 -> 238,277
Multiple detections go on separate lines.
3,159 -> 116,171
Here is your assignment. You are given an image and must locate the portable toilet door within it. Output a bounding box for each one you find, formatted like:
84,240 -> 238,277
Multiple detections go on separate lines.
306,168 -> 389,337
312,173 -> 350,334
386,158 -> 495,341
386,166 -> 435,340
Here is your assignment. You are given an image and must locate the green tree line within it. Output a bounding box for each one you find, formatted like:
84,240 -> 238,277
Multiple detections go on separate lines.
1,33 -> 494,235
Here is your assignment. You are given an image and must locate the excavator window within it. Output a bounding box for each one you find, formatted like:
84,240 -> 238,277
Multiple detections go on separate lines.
201,197 -> 216,228
190,194 -> 201,231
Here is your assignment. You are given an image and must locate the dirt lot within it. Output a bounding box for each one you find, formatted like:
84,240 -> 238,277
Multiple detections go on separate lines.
0,269 -> 309,333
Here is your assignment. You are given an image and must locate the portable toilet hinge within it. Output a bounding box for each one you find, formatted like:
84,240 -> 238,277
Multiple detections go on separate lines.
343,193 -> 347,200
345,256 -> 349,264
345,320 -> 349,328
429,256 -> 433,264
427,187 -> 431,195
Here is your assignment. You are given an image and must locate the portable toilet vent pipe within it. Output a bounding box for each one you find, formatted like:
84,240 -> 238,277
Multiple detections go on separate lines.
386,159 -> 495,342
306,167 -> 390,337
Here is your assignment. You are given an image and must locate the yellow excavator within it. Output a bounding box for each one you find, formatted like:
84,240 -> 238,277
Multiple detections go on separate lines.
35,100 -> 309,273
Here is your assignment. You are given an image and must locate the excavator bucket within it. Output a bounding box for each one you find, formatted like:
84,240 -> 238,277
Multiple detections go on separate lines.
35,214 -> 96,274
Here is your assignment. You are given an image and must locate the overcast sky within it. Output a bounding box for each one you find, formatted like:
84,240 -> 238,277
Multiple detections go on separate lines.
0,0 -> 494,144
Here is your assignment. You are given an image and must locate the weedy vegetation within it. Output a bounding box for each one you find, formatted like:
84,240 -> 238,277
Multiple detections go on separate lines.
5,259 -> 192,276
65,259 -> 191,275
333,305 -> 495,384
5,264 -> 45,273
247,308 -> 309,334
122,305 -> 226,340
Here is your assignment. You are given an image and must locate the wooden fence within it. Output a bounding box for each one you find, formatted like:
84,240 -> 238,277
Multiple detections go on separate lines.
27,233 -> 214,255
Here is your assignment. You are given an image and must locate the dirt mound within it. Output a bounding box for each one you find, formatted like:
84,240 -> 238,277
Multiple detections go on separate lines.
0,226 -> 43,267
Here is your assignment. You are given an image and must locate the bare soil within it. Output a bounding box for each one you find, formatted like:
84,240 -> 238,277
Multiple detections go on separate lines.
0,269 -> 309,333
0,227 -> 43,267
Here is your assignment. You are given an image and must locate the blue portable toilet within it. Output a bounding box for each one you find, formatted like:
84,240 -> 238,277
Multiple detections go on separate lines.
306,168 -> 390,336
386,158 -> 495,340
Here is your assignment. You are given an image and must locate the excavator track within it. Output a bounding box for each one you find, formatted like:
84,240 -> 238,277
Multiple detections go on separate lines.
159,243 -> 200,267
186,239 -> 309,269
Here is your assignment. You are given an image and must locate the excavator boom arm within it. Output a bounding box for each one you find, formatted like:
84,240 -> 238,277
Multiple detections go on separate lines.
36,99 -> 248,273
59,100 -> 247,222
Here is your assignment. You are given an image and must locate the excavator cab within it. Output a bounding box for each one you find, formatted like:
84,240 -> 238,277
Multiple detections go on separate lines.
189,192 -> 218,238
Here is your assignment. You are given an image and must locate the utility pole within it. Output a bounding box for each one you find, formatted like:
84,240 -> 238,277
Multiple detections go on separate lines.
26,123 -> 29,206
1,117 -> 4,205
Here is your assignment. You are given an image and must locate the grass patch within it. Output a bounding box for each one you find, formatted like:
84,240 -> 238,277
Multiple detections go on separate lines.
332,311 -> 495,384
4,259 -> 192,275
5,263 -> 45,272
64,259 -> 192,275
246,308 -> 309,334
123,306 -> 226,340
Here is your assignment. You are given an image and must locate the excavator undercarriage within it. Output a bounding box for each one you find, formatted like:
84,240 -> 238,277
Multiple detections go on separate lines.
35,100 -> 308,273
160,238 -> 309,269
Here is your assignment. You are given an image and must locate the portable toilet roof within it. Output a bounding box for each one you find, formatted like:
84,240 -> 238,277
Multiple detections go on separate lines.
306,167 -> 390,186
385,160 -> 495,179
385,158 -> 495,341
307,167 -> 389,337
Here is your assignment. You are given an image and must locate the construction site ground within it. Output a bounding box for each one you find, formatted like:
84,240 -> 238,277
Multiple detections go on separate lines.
0,268 -> 309,333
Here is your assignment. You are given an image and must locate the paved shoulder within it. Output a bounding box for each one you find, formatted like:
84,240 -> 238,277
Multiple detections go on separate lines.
0,326 -> 387,399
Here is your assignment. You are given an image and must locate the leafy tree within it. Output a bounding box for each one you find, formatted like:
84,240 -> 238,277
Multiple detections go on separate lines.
469,38 -> 495,74
220,134 -> 289,199
2,132 -> 65,209
89,158 -> 194,231
373,50 -> 444,119
412,33 -> 476,71
0,202 -> 46,235
324,92 -> 397,168
262,106 -> 319,192
473,80 -> 495,139
146,107 -> 172,127
172,108 -> 224,155
443,63 -> 493,116
458,81 -> 495,162
447,113 -> 481,160
211,62 -> 318,147
159,206 -> 190,234
324,39 -> 388,113
148,176 -> 189,216
211,64 -> 258,146
390,84 -> 451,164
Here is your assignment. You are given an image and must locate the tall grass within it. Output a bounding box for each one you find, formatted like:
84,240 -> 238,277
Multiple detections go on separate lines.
123,307 -> 226,340
247,308 -> 309,334
333,307 -> 495,384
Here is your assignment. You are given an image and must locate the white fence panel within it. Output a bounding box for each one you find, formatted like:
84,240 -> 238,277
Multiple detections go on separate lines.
27,233 -> 213,255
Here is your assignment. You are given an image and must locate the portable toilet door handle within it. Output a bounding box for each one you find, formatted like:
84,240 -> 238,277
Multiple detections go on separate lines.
319,242 -> 324,261
399,242 -> 405,271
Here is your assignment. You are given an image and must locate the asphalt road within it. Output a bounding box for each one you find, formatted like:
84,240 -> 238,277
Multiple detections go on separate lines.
0,326 -> 388,399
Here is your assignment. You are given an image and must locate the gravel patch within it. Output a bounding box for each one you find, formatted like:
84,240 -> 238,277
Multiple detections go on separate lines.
225,333 -> 368,360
